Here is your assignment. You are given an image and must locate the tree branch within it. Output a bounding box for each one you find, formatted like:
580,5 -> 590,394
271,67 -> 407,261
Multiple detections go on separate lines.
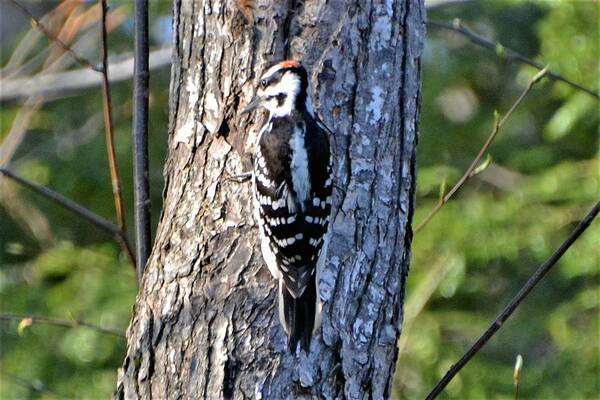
414,67 -> 548,234
0,48 -> 172,102
426,199 -> 600,399
99,0 -> 127,241
0,168 -> 135,265
132,0 -> 152,282
427,19 -> 599,100
0,313 -> 125,339
7,0 -> 102,72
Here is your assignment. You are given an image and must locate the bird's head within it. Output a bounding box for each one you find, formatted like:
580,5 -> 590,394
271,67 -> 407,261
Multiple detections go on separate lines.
241,60 -> 310,118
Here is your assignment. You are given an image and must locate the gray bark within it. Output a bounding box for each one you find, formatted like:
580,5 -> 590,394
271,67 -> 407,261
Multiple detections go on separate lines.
116,0 -> 424,399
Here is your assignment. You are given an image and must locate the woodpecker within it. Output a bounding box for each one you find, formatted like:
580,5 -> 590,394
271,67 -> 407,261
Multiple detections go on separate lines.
241,60 -> 333,352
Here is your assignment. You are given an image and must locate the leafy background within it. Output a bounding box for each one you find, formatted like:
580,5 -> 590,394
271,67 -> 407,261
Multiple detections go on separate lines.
0,0 -> 598,398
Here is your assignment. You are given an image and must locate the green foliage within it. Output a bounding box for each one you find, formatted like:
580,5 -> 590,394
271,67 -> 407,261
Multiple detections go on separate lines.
0,2 -> 170,396
395,1 -> 599,398
1,244 -> 136,398
0,1 -> 597,398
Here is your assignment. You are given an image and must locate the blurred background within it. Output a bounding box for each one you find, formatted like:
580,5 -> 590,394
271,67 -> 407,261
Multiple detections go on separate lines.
0,0 -> 598,398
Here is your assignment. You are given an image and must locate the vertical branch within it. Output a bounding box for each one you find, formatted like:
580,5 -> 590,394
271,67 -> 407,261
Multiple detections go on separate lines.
99,0 -> 135,268
132,0 -> 151,282
100,0 -> 127,235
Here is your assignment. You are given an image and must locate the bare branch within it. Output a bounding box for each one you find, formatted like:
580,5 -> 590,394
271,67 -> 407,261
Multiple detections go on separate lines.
426,199 -> 600,399
0,48 -> 172,102
132,0 -> 152,282
99,0 -> 127,240
427,19 -> 599,100
414,67 -> 548,233
0,168 -> 135,264
7,0 -> 102,72
0,313 -> 125,339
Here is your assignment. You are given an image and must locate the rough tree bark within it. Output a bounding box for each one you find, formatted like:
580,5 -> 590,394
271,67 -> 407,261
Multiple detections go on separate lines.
116,0 -> 424,399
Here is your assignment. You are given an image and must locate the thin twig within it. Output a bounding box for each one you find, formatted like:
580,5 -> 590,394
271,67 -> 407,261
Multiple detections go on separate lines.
0,313 -> 125,338
427,19 -> 599,100
7,0 -> 102,72
0,168 -> 135,264
426,199 -> 600,399
99,0 -> 128,241
132,0 -> 152,282
414,67 -> 548,234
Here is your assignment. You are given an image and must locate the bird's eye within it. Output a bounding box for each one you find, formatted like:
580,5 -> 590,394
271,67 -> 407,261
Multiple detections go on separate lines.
260,79 -> 267,88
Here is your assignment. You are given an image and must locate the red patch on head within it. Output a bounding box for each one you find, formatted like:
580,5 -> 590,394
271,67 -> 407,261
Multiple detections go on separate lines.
279,60 -> 301,69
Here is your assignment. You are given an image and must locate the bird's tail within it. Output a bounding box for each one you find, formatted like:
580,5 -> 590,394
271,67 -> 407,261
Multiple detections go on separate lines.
278,278 -> 321,352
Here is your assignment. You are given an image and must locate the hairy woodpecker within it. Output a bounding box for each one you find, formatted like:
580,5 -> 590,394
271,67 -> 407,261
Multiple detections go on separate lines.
241,60 -> 333,352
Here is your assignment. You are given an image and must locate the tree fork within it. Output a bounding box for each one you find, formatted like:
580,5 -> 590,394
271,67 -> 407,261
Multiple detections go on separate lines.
116,0 -> 424,398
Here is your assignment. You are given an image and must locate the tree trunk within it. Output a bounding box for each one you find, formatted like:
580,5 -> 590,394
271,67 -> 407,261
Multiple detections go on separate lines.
116,0 -> 424,398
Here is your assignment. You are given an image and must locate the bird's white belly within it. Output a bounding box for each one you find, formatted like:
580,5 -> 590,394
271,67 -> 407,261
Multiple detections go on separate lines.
290,125 -> 310,209
253,178 -> 281,280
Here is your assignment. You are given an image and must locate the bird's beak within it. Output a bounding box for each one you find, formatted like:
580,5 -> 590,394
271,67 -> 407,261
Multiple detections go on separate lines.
241,96 -> 264,114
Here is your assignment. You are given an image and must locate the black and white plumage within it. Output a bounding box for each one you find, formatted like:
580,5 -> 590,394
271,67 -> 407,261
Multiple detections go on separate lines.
242,60 -> 333,352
